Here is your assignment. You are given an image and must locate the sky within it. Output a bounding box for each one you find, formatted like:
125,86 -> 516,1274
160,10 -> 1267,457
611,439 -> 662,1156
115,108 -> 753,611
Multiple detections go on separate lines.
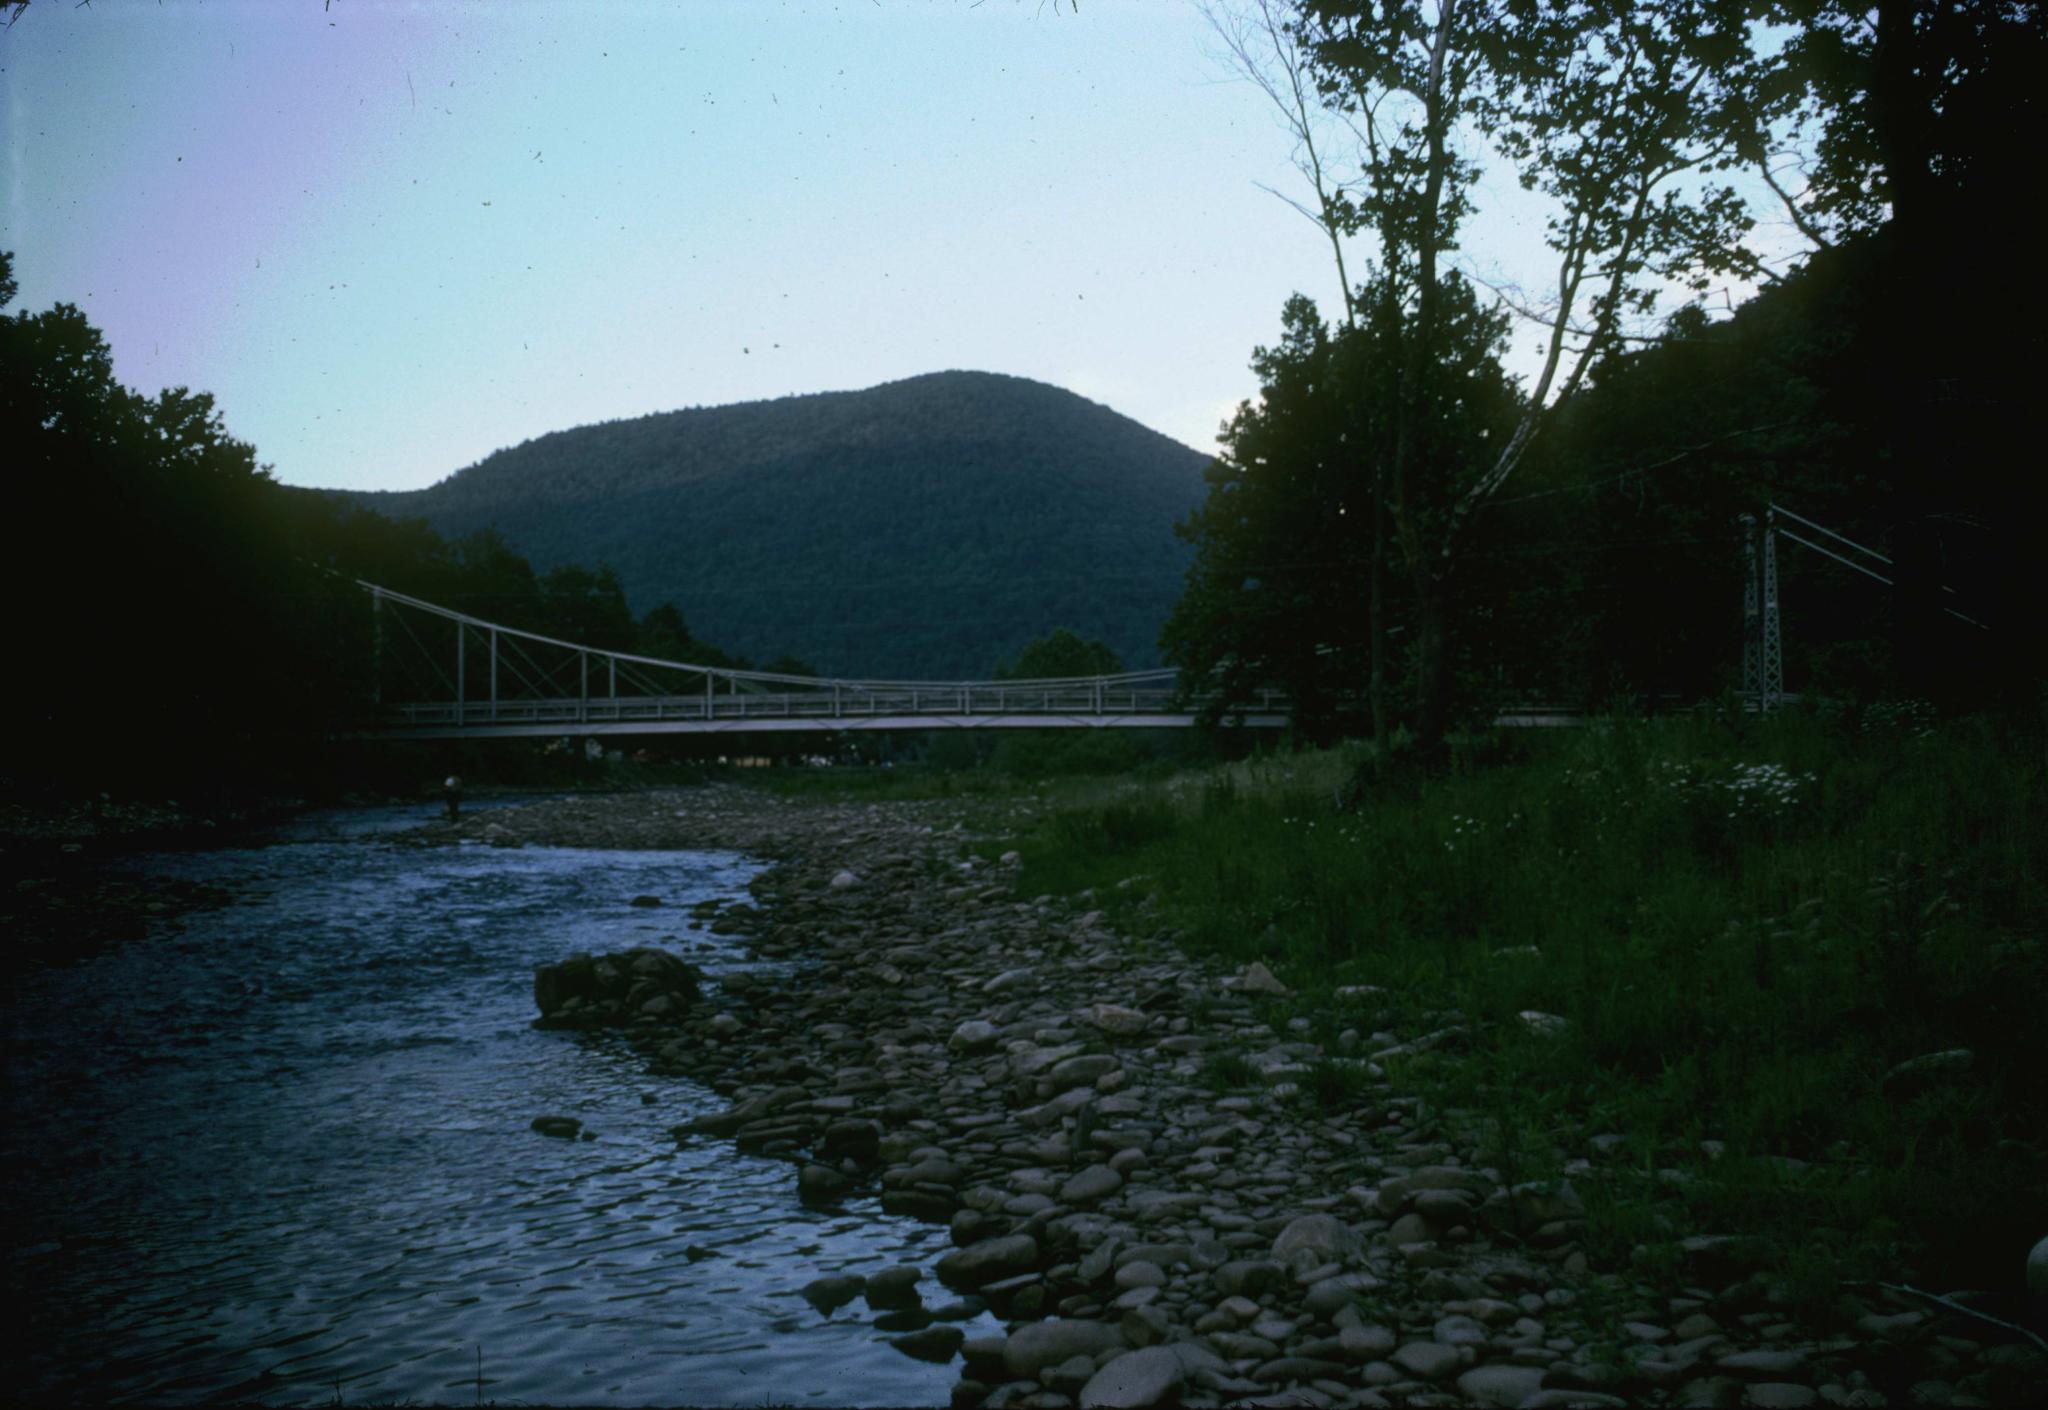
2,0 -> 1787,493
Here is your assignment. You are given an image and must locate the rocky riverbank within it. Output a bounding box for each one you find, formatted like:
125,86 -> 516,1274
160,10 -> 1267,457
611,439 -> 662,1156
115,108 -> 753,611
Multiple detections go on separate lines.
444,786 -> 2044,1409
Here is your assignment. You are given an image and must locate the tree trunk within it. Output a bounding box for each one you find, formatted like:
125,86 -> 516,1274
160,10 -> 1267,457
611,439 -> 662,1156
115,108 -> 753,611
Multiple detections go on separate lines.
1370,462 -> 1388,753
1411,564 -> 1452,761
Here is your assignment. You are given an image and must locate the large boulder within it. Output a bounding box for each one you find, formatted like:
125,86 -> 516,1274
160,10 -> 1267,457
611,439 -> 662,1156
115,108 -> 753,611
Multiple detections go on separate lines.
534,947 -> 702,1028
1003,1320 -> 1126,1379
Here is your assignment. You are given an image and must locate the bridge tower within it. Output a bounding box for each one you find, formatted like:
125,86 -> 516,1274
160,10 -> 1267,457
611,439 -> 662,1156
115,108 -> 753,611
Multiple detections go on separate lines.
1740,511 -> 1783,712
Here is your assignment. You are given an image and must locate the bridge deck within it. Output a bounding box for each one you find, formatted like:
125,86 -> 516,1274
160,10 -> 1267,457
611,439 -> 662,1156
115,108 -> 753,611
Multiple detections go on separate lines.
365,687 -> 1287,738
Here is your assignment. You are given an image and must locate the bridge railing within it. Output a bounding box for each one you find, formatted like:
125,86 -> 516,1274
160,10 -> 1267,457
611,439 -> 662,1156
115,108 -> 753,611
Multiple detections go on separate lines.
387,685 -> 1290,728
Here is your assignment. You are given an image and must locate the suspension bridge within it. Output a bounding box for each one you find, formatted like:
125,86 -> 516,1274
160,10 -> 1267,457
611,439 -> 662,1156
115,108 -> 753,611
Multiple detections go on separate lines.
358,502 -> 1977,741
360,582 -> 1288,739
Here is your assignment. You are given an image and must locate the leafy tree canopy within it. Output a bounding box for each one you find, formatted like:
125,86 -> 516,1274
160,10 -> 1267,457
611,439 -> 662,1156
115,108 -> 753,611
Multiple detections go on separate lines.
995,629 -> 1126,681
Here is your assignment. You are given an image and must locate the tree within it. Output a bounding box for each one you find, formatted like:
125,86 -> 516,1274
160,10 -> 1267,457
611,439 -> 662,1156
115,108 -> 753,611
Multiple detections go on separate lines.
995,629 -> 1125,680
1195,2 -> 1773,749
538,564 -> 637,653
635,603 -> 696,661
1164,278 -> 1519,741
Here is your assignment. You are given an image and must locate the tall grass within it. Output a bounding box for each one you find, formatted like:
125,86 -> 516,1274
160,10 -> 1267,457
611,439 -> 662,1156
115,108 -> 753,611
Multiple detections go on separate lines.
1006,707 -> 2047,1294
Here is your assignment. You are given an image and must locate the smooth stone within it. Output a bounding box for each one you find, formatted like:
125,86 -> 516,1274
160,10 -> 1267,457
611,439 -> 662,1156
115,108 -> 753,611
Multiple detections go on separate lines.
1078,1346 -> 1188,1408
1085,1004 -> 1151,1037
1454,1363 -> 1545,1406
1338,1324 -> 1397,1360
1120,1304 -> 1173,1347
1003,1319 -> 1127,1379
1061,1164 -> 1124,1204
1717,1350 -> 1808,1379
1412,1188 -> 1477,1221
984,967 -> 1035,995
1233,961 -> 1290,995
798,1163 -> 853,1204
1387,1211 -> 1438,1246
1389,1341 -> 1460,1382
1078,1238 -> 1122,1283
1271,1213 -> 1359,1265
1744,1386 -> 1818,1409
1880,1048 -> 1973,1094
873,1306 -> 933,1332
1048,1054 -> 1122,1092
829,870 -> 857,889
1522,1393 -> 1629,1409
866,1263 -> 923,1308
1213,1258 -> 1285,1297
2030,1234 -> 2048,1295
950,1019 -> 1002,1054
1303,1274 -> 1376,1317
1209,1332 -> 1282,1360
800,1273 -> 865,1315
892,1325 -> 965,1363
1113,1260 -> 1166,1290
938,1234 -> 1040,1289
1046,1351 -> 1101,1393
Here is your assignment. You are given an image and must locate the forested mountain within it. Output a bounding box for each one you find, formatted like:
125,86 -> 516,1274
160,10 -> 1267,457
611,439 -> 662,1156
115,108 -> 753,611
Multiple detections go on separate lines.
345,372 -> 1210,679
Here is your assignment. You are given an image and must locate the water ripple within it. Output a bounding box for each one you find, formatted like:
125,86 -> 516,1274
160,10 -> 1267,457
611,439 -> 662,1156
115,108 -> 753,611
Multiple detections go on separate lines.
1,801 -> 991,1405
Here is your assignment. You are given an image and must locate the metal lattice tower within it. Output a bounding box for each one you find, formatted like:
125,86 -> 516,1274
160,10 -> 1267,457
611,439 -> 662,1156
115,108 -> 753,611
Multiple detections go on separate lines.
1741,511 -> 1783,712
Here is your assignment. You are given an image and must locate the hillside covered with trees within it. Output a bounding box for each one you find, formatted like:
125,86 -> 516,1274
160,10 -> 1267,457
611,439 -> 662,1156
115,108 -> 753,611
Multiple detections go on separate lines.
345,372 -> 1210,680
0,251 -> 755,798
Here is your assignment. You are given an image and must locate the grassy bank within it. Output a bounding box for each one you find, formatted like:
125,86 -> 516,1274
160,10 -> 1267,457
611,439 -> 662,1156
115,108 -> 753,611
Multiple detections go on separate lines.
803,708 -> 2048,1307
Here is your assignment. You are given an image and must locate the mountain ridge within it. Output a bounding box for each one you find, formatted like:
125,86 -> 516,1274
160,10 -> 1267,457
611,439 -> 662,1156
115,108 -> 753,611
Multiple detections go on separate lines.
341,371 -> 1213,679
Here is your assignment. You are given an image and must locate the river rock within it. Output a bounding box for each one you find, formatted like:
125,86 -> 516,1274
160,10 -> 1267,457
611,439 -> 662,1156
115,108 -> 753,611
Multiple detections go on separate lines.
1061,1164 -> 1123,1204
1231,961 -> 1290,995
1077,1346 -> 1188,1408
1048,1054 -> 1121,1092
1881,1048 -> 1973,1096
800,1273 -> 865,1315
1338,1323 -> 1397,1360
866,1264 -> 923,1309
1214,1258 -> 1285,1297
533,947 -> 699,1028
1716,1349 -> 1808,1379
1004,1319 -> 1127,1379
1372,1165 -> 1496,1215
938,1234 -> 1040,1289
1113,1260 -> 1166,1291
1390,1341 -> 1460,1381
891,1325 -> 964,1363
798,1163 -> 853,1204
819,1118 -> 882,1165
1455,1363 -> 1545,1406
1272,1212 -> 1359,1265
1083,1004 -> 1150,1038
950,1019 -> 1002,1054
2029,1234 -> 2048,1294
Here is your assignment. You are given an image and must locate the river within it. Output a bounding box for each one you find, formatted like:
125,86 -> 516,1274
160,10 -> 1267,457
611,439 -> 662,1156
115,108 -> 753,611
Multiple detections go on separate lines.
0,800 -> 992,1406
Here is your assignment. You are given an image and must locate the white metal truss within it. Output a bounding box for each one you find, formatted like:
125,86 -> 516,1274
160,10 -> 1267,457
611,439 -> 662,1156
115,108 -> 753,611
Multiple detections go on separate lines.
357,580 -> 1284,737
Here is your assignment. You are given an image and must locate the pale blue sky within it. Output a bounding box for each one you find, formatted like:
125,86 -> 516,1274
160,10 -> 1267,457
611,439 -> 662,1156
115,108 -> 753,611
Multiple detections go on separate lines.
2,1 -> 1775,492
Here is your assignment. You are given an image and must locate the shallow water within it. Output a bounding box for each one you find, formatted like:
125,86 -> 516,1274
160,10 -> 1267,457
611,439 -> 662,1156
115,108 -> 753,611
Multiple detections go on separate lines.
0,801 -> 989,1406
